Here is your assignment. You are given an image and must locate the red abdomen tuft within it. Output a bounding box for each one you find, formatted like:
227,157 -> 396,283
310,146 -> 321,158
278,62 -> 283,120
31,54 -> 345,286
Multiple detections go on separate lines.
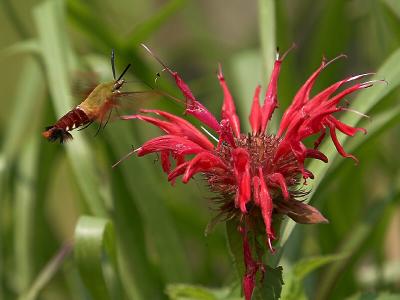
42,107 -> 91,143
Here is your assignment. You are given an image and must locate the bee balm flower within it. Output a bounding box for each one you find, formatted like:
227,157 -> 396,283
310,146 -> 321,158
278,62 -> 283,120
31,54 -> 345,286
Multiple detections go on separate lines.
119,45 -> 377,300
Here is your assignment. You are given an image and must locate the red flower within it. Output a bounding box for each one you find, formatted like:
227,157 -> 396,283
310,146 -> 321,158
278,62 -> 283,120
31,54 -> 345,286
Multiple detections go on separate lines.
119,45 -> 377,300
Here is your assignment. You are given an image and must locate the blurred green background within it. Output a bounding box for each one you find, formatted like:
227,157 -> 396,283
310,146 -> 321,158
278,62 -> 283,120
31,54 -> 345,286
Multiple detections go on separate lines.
1,0 -> 400,299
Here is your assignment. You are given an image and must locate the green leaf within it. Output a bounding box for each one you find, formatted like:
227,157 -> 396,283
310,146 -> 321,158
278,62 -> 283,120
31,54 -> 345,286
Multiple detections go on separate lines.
126,0 -> 187,47
382,0 -> 400,19
281,255 -> 344,300
66,0 -> 121,51
13,137 -> 40,295
346,292 -> 400,300
106,122 -> 191,283
225,219 -> 245,282
314,194 -> 399,300
0,57 -> 45,163
253,265 -> 284,300
74,216 -> 118,300
166,284 -> 239,300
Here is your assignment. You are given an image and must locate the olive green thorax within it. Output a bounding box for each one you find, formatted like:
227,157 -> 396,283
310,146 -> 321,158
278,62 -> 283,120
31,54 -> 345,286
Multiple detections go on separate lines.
83,81 -> 115,108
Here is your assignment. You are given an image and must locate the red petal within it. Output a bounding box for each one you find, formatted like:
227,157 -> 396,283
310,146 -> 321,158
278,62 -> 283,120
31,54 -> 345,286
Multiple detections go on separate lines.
305,149 -> 328,163
218,119 -> 236,148
249,85 -> 262,135
139,109 -> 214,150
268,172 -> 289,200
252,176 -> 261,206
218,65 -> 241,137
232,148 -> 251,213
137,135 -> 205,157
326,116 -> 366,136
328,122 -> 359,163
182,152 -> 227,183
161,151 -> 171,173
278,60 -> 327,136
142,45 -> 220,131
261,60 -> 282,132
258,167 -> 275,252
171,73 -> 220,131
314,128 -> 326,149
239,227 -> 258,300
168,161 -> 189,183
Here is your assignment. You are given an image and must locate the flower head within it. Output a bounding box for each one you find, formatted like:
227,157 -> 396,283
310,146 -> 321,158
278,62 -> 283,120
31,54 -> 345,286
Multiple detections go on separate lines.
119,45 -> 376,300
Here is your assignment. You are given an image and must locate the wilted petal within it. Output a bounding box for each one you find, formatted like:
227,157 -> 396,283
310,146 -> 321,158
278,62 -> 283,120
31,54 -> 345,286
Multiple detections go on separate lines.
305,149 -> 328,163
276,200 -> 329,224
218,65 -> 241,137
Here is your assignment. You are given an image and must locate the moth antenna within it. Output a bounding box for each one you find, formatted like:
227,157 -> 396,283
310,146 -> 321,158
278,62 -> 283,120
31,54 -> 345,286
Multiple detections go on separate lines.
111,49 -> 116,80
117,64 -> 131,82
141,44 -> 174,75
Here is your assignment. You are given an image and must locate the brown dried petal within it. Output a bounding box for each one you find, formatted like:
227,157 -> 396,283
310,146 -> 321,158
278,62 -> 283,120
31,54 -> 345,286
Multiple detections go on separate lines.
275,200 -> 329,224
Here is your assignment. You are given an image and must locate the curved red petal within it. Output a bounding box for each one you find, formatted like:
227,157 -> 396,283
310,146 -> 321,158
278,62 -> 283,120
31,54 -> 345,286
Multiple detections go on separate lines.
139,109 -> 214,150
137,135 -> 205,157
261,60 -> 282,132
258,167 -> 275,252
232,148 -> 251,213
182,152 -> 227,183
168,161 -> 190,183
268,172 -> 290,200
218,65 -> 241,137
249,85 -> 262,135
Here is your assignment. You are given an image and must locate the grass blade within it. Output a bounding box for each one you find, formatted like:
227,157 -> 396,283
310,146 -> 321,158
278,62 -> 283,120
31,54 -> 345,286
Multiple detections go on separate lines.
258,0 -> 276,83
33,0 -> 107,216
74,216 -> 118,300
126,0 -> 187,47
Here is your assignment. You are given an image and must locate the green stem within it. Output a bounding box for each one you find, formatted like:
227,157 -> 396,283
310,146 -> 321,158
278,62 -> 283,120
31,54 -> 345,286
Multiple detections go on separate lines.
258,0 -> 276,84
1,0 -> 30,38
